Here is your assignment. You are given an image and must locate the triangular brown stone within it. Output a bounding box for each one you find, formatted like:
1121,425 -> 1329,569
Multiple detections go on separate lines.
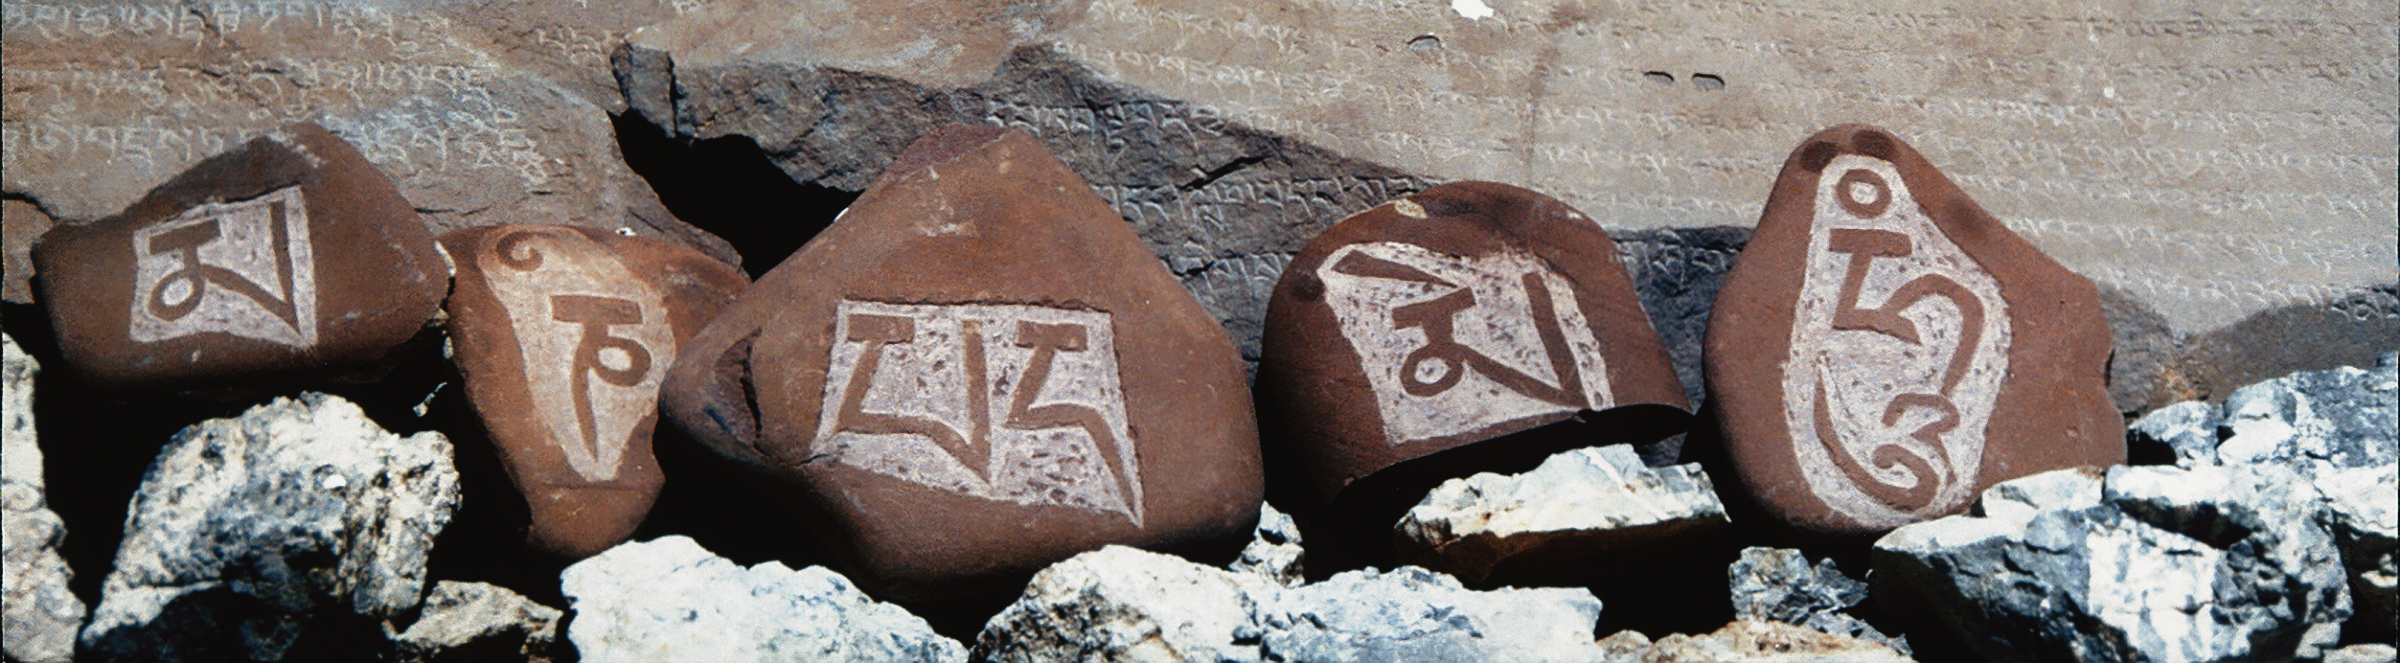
658,124 -> 1262,600
1255,181 -> 1690,569
442,225 -> 749,559
30,123 -> 448,390
1704,124 -> 2123,537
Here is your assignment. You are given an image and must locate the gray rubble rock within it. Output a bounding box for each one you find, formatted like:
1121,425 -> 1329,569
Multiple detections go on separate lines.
392,581 -> 562,663
1875,464 -> 2354,662
1599,621 -> 1915,663
78,392 -> 459,662
1395,444 -> 1728,585
2315,464 -> 2398,644
975,545 -> 1609,662
2329,644 -> 2399,663
2128,400 -> 2224,468
560,536 -> 964,663
1231,501 -> 1304,586
1727,547 -> 1906,654
2214,353 -> 2398,473
3,334 -> 82,663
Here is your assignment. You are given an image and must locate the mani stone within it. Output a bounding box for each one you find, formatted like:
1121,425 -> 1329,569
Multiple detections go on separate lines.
29,122 -> 449,391
1255,180 -> 1688,566
1704,124 -> 2123,537
441,225 -> 749,559
658,124 -> 1262,602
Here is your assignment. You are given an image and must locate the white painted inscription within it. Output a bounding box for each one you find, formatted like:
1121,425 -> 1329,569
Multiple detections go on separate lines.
814,301 -> 1145,526
1783,154 -> 2012,528
128,186 -> 317,347
480,228 -> 672,482
1317,241 -> 1613,446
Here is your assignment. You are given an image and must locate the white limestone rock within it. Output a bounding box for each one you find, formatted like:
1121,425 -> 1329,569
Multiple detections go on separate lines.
3,334 -> 83,663
1394,444 -> 1728,585
2213,353 -> 2398,473
1230,501 -> 1304,586
392,581 -> 563,663
1599,621 -> 1915,663
78,392 -> 458,662
560,536 -> 964,663
975,546 -> 1267,662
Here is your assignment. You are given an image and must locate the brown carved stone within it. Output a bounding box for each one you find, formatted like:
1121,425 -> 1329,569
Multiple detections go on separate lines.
658,124 -> 1262,601
1255,181 -> 1690,570
442,224 -> 748,559
30,123 -> 448,391
1704,124 -> 2124,537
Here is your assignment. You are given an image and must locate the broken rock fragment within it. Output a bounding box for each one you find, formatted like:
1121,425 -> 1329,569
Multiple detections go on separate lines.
1394,444 -> 1727,586
1706,124 -> 2123,537
391,581 -> 564,663
31,123 -> 449,391
559,536 -> 963,663
442,224 -> 748,559
659,124 -> 1261,601
3,334 -> 83,663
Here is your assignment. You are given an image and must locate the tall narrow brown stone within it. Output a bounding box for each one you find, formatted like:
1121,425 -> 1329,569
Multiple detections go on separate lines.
1704,124 -> 2123,537
658,124 -> 1261,601
442,225 -> 748,559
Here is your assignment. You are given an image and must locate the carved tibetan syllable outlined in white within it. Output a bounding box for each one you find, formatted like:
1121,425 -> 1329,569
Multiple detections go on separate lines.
814,300 -> 1145,526
128,186 -> 318,347
1782,154 -> 2011,529
481,228 -> 673,482
1318,240 -> 1613,447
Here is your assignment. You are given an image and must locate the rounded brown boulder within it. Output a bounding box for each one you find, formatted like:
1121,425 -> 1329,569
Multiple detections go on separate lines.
442,224 -> 749,559
1704,124 -> 2123,537
30,122 -> 449,391
657,124 -> 1262,602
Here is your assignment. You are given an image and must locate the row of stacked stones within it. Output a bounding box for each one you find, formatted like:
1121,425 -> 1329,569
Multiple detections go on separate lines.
24,118 -> 2122,636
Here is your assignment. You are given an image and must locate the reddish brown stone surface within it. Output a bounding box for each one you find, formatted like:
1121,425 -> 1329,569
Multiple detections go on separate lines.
442,224 -> 748,559
30,123 -> 448,391
1255,181 -> 1689,569
1704,124 -> 2123,537
658,124 -> 1261,601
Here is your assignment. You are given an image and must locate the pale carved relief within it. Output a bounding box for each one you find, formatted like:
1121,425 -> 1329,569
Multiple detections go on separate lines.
1317,241 -> 1613,446
1783,155 -> 2011,528
129,186 -> 318,348
813,301 -> 1145,526
480,228 -> 672,482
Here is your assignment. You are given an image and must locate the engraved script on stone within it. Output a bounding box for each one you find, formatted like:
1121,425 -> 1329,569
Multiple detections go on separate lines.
814,300 -> 1145,526
480,228 -> 673,482
128,186 -> 318,348
1317,241 -> 1613,446
1783,155 -> 2011,529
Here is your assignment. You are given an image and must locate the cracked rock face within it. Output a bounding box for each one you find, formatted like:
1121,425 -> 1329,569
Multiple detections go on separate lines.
559,536 -> 963,663
78,392 -> 459,663
3,334 -> 84,663
392,581 -> 563,663
974,544 -> 1609,662
1874,465 -> 2355,662
1395,444 -> 1728,586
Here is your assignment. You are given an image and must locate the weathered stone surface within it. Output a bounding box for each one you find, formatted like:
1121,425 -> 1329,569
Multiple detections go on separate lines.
442,224 -> 748,559
1874,465 -> 2354,662
0,0 -> 734,264
659,124 -> 1261,601
79,392 -> 459,662
2330,644 -> 2400,663
1727,547 -> 1906,654
2145,287 -> 2400,409
31,123 -> 449,391
3,334 -> 82,663
2316,464 -> 2398,645
1707,124 -> 2124,537
2128,400 -> 2223,468
1231,501 -> 1304,586
1599,621 -> 1915,663
974,545 -> 1609,662
1613,226 -> 1752,420
391,581 -> 562,663
2,200 -> 53,305
2213,353 -> 2398,473
1395,444 -> 1726,586
559,535 -> 964,663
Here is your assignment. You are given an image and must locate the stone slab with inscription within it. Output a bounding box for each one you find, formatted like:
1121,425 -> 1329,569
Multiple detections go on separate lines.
443,224 -> 749,559
1256,181 -> 1689,569
1705,124 -> 2124,537
30,122 -> 448,391
659,124 -> 1262,602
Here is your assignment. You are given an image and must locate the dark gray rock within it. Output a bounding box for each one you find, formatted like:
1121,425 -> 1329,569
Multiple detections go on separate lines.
3,334 -> 82,663
78,393 -> 459,663
2100,283 -> 2180,414
2213,352 -> 2397,473
1612,226 -> 1750,414
1230,502 -> 1303,586
392,581 -> 562,663
1728,547 -> 1906,654
559,536 -> 964,663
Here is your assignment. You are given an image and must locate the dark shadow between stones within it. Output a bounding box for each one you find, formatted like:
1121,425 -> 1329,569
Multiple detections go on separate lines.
610,111 -> 858,279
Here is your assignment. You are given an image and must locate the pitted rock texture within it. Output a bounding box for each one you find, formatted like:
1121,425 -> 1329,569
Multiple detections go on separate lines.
1395,444 -> 1727,586
3,334 -> 82,663
974,545 -> 1610,662
1874,465 -> 2355,662
2,200 -> 52,305
1597,621 -> 1916,663
559,536 -> 964,663
1231,501 -> 1304,586
1727,547 -> 1906,654
392,581 -> 562,663
78,392 -> 459,663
